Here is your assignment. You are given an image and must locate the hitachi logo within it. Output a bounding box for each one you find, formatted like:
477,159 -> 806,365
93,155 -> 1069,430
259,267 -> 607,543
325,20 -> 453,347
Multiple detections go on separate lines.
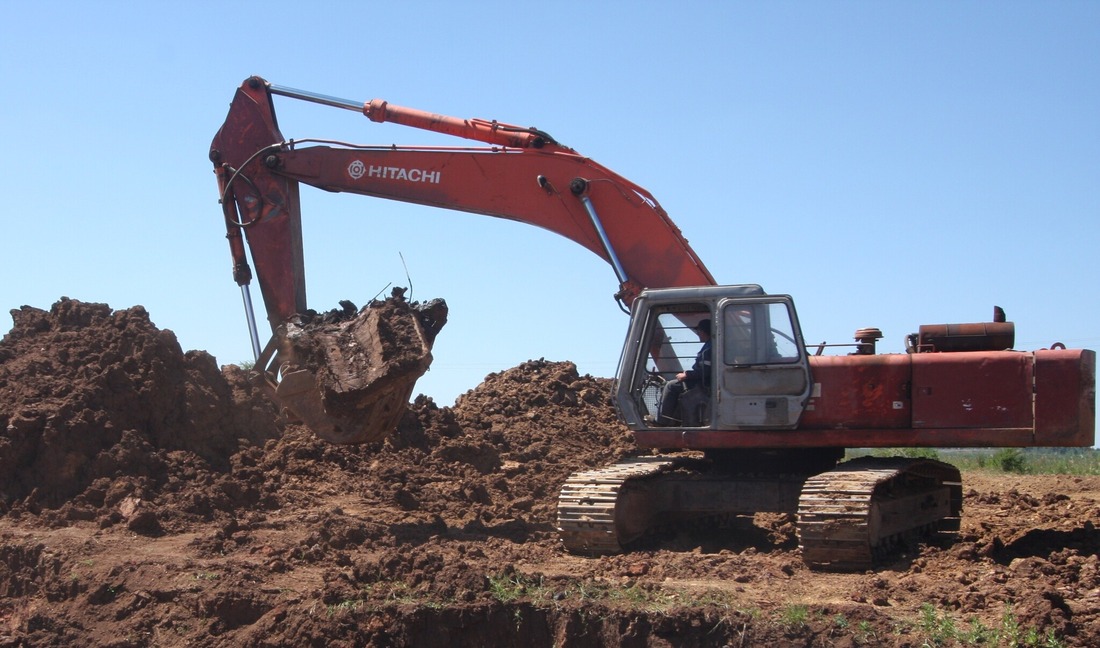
347,160 -> 440,184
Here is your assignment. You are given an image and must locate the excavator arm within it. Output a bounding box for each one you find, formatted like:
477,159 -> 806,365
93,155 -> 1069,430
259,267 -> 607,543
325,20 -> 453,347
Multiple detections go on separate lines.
211,77 -> 714,327
210,76 -> 714,442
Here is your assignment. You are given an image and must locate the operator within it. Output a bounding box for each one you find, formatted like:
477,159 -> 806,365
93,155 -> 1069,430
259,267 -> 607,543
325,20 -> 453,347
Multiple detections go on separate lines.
658,319 -> 712,426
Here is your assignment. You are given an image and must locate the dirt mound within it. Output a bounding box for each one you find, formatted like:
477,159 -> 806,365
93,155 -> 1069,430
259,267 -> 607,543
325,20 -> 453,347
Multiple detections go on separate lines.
1,299 -> 1098,647
0,299 -> 280,513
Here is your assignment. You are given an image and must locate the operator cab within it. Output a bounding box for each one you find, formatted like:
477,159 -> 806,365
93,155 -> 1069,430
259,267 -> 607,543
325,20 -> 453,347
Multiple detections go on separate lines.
615,285 -> 813,431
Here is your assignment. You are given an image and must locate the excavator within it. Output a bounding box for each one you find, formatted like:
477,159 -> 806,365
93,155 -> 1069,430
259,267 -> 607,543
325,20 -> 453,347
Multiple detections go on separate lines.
211,76 -> 1095,570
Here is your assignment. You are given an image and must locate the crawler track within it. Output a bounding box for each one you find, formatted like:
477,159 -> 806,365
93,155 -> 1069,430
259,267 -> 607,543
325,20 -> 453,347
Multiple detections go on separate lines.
797,457 -> 962,571
556,454 -> 808,555
558,455 -> 963,571
556,456 -> 686,555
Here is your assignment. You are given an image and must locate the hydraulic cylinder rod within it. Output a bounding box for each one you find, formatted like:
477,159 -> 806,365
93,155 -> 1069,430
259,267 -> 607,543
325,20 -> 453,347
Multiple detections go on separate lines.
267,80 -> 557,150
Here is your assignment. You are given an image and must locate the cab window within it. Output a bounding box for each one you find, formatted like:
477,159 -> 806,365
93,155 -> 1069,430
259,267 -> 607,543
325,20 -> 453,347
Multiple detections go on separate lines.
722,302 -> 801,365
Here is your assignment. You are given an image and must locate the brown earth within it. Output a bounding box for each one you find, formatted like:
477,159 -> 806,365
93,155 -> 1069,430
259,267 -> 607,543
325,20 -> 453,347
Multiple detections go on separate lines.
0,298 -> 1097,647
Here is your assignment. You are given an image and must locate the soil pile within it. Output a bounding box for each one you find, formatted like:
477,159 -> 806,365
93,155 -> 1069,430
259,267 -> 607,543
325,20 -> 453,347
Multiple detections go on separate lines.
0,299 -> 279,513
0,299 -> 1098,647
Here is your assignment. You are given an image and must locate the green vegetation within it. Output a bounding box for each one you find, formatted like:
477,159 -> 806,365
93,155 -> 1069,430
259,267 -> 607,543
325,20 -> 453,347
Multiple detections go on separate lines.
322,581 -> 449,617
848,447 -> 1100,476
916,602 -> 958,646
326,599 -> 361,616
775,604 -> 810,631
487,573 -> 533,603
990,448 -> 1028,473
607,583 -> 678,612
909,603 -> 1065,648
487,572 -> 679,612
856,620 -> 877,643
322,572 -> 1070,646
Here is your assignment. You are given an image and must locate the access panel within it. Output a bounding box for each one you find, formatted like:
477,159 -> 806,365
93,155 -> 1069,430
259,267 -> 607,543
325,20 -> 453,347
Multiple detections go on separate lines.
911,352 -> 1033,429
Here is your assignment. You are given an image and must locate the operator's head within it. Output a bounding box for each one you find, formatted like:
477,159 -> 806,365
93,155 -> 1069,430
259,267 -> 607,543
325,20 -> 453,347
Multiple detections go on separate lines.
694,319 -> 711,336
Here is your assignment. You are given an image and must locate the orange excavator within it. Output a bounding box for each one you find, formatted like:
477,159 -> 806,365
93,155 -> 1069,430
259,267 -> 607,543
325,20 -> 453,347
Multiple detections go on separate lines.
211,76 -> 1095,570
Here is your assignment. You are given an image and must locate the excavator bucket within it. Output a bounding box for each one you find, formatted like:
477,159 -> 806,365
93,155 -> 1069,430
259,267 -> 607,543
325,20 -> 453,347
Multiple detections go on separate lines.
259,293 -> 447,444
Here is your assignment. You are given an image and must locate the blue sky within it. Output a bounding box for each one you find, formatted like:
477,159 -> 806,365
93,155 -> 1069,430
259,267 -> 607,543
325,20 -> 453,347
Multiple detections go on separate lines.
2,3 -> 1097,437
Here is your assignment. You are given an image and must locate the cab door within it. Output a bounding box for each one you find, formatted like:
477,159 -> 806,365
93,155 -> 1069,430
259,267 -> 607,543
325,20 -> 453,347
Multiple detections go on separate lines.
714,296 -> 812,429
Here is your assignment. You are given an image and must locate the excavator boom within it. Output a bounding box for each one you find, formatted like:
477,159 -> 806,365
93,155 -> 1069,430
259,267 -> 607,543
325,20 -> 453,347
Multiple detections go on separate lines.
211,76 -> 714,324
210,76 -> 713,442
